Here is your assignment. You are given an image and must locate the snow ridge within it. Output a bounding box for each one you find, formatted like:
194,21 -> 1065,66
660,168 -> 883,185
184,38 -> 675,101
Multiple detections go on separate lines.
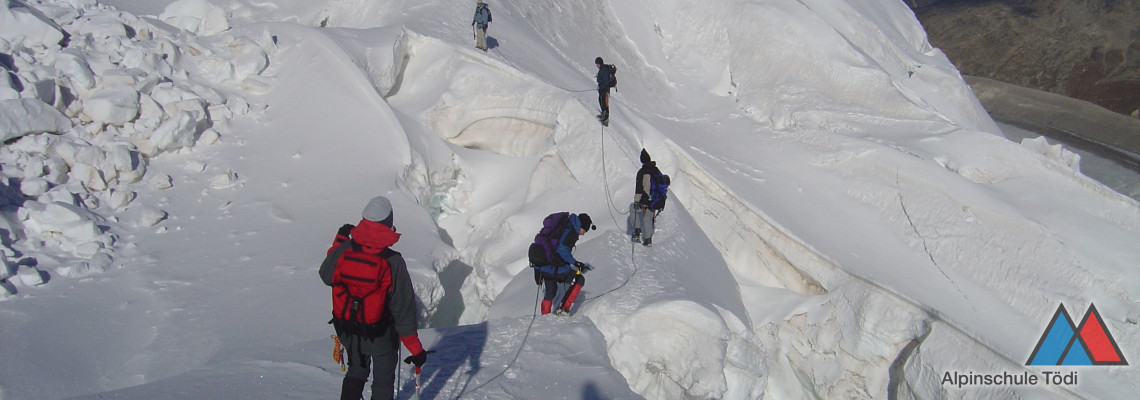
1,0 -> 1138,399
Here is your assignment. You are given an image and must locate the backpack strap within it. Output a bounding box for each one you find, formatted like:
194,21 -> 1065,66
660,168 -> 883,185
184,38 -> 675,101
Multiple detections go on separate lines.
320,239 -> 354,286
378,248 -> 399,294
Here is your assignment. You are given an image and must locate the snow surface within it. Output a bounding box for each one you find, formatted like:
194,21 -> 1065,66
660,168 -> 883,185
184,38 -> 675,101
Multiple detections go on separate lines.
1,0 -> 1137,399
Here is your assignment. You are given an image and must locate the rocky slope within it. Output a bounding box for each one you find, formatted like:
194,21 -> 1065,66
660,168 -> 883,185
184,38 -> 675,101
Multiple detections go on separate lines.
915,0 -> 1140,117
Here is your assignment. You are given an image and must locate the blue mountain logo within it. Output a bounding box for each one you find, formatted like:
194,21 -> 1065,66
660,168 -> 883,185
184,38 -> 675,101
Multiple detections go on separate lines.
1026,304 -> 1127,366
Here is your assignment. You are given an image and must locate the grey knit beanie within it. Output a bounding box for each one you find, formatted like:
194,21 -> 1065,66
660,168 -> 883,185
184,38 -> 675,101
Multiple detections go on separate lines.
362,196 -> 394,227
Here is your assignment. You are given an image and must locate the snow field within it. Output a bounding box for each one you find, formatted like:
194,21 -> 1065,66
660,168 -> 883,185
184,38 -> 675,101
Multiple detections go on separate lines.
384,41 -> 782,394
0,0 -> 279,299
2,0 -> 1139,399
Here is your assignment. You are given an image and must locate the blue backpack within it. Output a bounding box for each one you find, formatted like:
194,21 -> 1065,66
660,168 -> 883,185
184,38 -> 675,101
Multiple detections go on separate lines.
528,212 -> 570,266
648,173 -> 670,210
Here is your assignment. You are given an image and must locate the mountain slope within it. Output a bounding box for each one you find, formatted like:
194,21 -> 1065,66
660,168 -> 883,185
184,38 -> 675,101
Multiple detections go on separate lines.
1,1 -> 1137,399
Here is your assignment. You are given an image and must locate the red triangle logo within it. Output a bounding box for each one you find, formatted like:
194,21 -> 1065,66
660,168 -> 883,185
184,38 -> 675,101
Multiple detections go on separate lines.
1076,304 -> 1128,365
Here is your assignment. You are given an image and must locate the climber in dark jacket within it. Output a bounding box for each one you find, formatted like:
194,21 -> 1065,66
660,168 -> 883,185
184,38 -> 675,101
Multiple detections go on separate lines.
630,149 -> 660,246
595,57 -> 616,124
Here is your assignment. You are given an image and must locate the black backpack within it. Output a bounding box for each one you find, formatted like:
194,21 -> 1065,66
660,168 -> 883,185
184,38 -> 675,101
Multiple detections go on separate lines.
606,64 -> 617,89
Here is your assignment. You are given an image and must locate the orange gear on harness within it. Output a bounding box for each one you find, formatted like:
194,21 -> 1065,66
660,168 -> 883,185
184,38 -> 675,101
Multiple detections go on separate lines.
331,335 -> 345,372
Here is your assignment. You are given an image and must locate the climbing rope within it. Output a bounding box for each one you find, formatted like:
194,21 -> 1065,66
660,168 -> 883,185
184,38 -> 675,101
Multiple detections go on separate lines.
579,123 -> 642,303
442,45 -> 642,397
582,242 -> 639,303
600,125 -> 631,223
456,285 -> 542,398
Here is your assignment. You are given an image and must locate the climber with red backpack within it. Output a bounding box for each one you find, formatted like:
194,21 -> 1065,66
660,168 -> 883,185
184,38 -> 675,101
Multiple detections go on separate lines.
527,212 -> 596,316
320,196 -> 430,400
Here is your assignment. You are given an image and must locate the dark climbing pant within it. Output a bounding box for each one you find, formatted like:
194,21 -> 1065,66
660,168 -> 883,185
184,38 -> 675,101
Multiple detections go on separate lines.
542,270 -> 585,311
598,88 -> 610,118
341,335 -> 400,400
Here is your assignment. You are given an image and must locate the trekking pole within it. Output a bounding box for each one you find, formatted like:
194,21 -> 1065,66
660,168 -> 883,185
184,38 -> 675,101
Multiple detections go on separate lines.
396,350 -> 402,399
402,349 -> 434,400
414,367 -> 422,400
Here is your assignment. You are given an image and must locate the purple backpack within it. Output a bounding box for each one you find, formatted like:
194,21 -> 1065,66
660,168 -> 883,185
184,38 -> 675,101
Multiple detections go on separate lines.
528,212 -> 570,266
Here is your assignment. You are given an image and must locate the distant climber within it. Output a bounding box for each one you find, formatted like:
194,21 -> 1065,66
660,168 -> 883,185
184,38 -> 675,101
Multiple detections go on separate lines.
320,196 -> 429,400
528,212 -> 596,316
595,57 -> 617,126
630,149 -> 662,247
472,1 -> 492,52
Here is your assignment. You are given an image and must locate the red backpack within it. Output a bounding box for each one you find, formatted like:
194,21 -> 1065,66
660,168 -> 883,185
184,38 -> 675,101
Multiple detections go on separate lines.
329,242 -> 397,338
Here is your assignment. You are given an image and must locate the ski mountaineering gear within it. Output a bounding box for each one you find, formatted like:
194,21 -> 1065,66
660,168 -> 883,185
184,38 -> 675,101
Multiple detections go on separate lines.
320,196 -> 427,400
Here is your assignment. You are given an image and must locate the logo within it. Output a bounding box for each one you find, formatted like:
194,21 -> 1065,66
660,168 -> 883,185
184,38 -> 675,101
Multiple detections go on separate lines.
1026,303 -> 1127,366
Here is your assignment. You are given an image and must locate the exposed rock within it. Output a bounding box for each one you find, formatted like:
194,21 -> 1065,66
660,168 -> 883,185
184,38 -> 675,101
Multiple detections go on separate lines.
915,0 -> 1140,116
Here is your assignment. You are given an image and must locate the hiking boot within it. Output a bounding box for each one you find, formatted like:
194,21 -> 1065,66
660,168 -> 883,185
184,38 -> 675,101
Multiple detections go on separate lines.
631,233 -> 640,243
643,238 -> 652,247
555,308 -> 570,316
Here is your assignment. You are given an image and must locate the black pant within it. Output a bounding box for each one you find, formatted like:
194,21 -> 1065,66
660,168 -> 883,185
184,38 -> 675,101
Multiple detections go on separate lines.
598,88 -> 610,116
542,269 -> 573,302
342,335 -> 400,400
541,269 -> 585,310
